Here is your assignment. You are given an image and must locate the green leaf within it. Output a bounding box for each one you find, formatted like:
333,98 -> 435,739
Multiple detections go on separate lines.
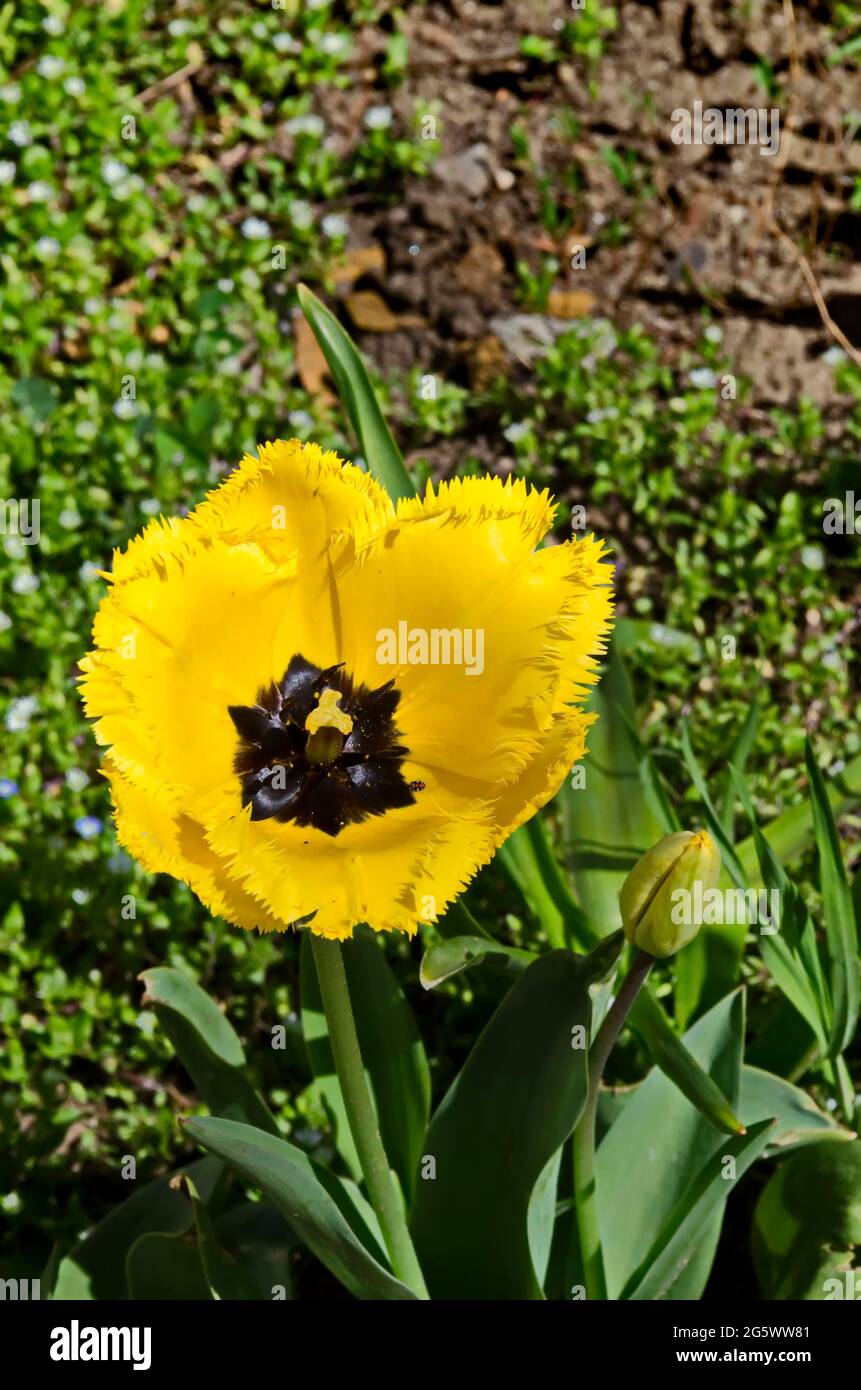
739,1065 -> 852,1154
11,375 -> 59,422
140,967 -> 278,1135
411,946 -> 618,1299
720,699 -> 759,836
558,642 -> 666,933
185,1174 -> 261,1300
752,1141 -> 861,1299
621,1120 -> 774,1300
184,1116 -> 417,1300
126,1231 -> 213,1300
680,721 -> 746,888
419,934 -> 534,989
296,284 -> 415,501
300,928 -> 430,1208
805,739 -> 860,1056
730,767 -> 832,1052
51,1157 -> 222,1300
213,1201 -> 295,1301
597,989 -> 747,1300
497,813 -> 594,948
734,752 -> 861,885
628,986 -> 745,1136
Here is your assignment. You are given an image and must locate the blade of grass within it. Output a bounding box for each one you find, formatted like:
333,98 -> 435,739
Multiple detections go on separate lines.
720,700 -> 759,837
804,740 -> 859,1057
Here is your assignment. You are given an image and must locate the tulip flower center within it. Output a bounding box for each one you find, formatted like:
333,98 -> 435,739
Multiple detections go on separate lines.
227,653 -> 417,837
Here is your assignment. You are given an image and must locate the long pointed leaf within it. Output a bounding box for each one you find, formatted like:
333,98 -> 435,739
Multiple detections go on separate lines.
628,986 -> 745,1136
296,284 -> 415,501
140,967 -> 278,1135
184,1117 -> 418,1300
411,946 -> 617,1299
805,739 -> 859,1056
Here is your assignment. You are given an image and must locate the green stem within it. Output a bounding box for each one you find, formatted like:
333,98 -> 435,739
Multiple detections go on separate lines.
309,935 -> 429,1299
572,949 -> 654,1300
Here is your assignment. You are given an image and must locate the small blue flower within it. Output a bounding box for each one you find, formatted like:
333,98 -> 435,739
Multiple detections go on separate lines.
74,815 -> 103,840
0,778 -> 18,798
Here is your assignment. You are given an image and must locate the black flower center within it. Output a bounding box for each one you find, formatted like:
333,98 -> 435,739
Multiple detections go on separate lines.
228,654 -> 417,837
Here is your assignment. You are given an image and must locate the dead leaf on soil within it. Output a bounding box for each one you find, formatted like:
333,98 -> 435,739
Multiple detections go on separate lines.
454,242 -> 505,298
345,290 -> 426,332
294,315 -> 334,401
333,244 -> 386,285
546,289 -> 596,319
464,334 -> 509,391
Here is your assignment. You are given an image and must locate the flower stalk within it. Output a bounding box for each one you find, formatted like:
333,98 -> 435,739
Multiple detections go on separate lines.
309,934 -> 429,1299
573,949 -> 655,1300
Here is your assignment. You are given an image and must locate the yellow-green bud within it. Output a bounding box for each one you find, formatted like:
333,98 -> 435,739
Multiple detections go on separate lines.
619,830 -> 721,959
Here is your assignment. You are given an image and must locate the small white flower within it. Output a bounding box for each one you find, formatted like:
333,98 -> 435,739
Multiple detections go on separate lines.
288,200 -> 313,230
12,572 -> 40,595
285,113 -> 325,138
168,19 -> 191,36
113,398 -> 137,420
5,695 -> 38,732
220,355 -> 242,376
0,83 -> 21,103
140,498 -> 161,516
79,560 -> 101,583
63,76 -> 86,97
822,345 -> 846,367
320,32 -> 350,57
0,160 -> 16,185
0,611 -> 11,633
27,180 -> 52,202
217,277 -> 234,292
689,367 -> 717,390
72,888 -> 91,905
37,56 -> 65,79
273,33 -> 297,54
83,296 -> 103,316
288,409 -> 313,431
59,508 -> 81,529
251,21 -> 268,39
503,422 -> 529,443
704,325 -> 723,343
9,120 -> 33,147
363,105 -> 393,130
76,420 -> 97,440
241,215 -> 271,240
43,15 -> 65,36
187,193 -> 208,214
321,212 -> 349,238
101,158 -> 128,185
35,236 -> 60,257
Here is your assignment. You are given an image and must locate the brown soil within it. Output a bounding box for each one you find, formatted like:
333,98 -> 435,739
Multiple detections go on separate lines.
314,0 -> 861,416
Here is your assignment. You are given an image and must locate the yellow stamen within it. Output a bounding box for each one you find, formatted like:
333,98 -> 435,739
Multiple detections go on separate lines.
305,687 -> 354,737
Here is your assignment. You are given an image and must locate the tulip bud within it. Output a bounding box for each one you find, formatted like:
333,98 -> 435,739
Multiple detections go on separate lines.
619,830 -> 721,959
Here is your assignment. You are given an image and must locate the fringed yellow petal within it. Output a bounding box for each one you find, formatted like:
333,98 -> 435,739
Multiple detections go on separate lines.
106,758 -> 285,933
191,438 -> 394,564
